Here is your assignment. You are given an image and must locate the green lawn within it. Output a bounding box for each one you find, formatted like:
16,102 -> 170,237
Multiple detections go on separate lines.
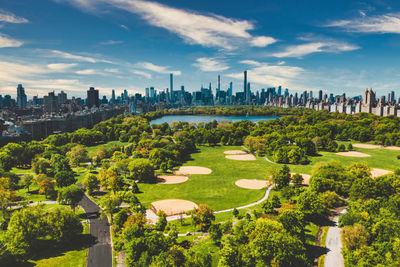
138,145 -> 268,211
86,140 -> 129,157
264,142 -> 400,175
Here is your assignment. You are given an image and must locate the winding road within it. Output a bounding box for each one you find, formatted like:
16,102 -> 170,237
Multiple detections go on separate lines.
79,194 -> 112,267
325,209 -> 347,267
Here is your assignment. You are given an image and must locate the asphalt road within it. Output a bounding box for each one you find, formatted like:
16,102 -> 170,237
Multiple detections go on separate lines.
79,194 -> 112,267
325,209 -> 347,267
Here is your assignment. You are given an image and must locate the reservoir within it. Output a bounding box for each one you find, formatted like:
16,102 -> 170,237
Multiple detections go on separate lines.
150,115 -> 279,124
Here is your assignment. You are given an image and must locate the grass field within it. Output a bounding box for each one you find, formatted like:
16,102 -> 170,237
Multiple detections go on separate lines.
86,140 -> 129,157
130,142 -> 400,211
138,145 -> 268,211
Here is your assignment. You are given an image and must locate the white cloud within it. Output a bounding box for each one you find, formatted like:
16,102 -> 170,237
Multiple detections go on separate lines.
47,63 -> 77,72
228,60 -> 304,88
135,61 -> 181,75
49,50 -> 113,63
239,60 -> 261,66
0,60 -> 90,96
120,24 -> 129,30
0,33 -> 23,48
250,36 -> 276,47
271,41 -> 359,58
100,40 -> 123,45
64,0 -> 276,50
326,13 -> 400,34
105,68 -> 119,73
76,69 -> 104,75
0,10 -> 29,23
132,69 -> 151,79
193,57 -> 229,72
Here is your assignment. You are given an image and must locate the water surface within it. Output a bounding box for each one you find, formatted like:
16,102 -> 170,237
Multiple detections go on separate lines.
150,115 -> 279,124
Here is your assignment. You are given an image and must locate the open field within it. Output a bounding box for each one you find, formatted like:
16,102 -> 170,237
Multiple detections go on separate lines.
138,145 -> 269,211
85,140 -> 129,157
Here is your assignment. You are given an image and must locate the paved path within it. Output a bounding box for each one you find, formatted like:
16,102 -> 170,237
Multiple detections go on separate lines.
325,209 -> 347,267
160,185 -> 273,222
79,194 -> 112,267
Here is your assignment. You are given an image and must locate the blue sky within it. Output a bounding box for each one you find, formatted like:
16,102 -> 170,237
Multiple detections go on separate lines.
1,0 -> 400,98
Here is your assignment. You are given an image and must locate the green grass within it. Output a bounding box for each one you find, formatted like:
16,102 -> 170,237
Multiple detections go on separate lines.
30,222 -> 89,267
11,167 -> 34,175
138,145 -> 268,211
86,140 -> 129,157
264,142 -> 400,174
318,226 -> 329,267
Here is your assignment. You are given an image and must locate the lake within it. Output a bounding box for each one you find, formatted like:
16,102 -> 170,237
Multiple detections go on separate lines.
150,115 -> 280,124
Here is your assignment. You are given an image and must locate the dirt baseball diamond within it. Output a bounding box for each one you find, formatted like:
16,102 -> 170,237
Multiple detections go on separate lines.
336,151 -> 371,157
157,175 -> 189,184
150,199 -> 198,216
385,146 -> 400,151
226,154 -> 256,161
353,144 -> 382,149
174,166 -> 212,175
371,168 -> 393,178
224,150 -> 248,155
235,179 -> 270,189
290,173 -> 311,185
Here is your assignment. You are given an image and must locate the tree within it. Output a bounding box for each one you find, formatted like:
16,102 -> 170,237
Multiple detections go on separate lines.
32,157 -> 51,174
100,193 -> 121,224
38,179 -> 56,199
46,208 -> 83,242
274,165 -> 291,189
232,208 -> 239,218
66,145 -> 88,167
55,171 -> 76,188
297,190 -> 326,222
0,178 -> 16,222
278,210 -> 305,241
209,223 -> 222,242
341,223 -> 369,251
291,173 -> 304,186
191,204 -> 215,232
57,185 -> 84,211
0,152 -> 14,172
5,206 -> 46,257
128,159 -> 155,183
155,210 -> 167,231
347,143 -> 353,151
51,154 -> 72,173
20,174 -> 34,193
82,173 -> 100,195
108,169 -> 124,193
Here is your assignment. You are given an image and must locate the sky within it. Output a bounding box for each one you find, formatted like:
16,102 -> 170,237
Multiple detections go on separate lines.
1,0 -> 400,98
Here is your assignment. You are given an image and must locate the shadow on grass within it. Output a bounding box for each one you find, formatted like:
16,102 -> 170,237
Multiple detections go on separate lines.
305,244 -> 328,263
12,232 -> 94,267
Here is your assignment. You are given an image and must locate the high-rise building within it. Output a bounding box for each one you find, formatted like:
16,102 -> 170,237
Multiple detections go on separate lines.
44,91 -> 59,113
58,91 -> 67,105
170,73 -> 174,102
111,89 -> 116,105
243,71 -> 247,98
17,84 -> 27,108
86,87 -> 99,108
318,90 -> 323,101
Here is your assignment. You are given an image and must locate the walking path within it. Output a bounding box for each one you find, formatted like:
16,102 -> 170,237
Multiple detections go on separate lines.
325,209 -> 347,267
79,194 -> 112,267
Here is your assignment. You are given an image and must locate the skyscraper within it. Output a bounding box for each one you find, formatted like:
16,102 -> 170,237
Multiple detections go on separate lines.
170,73 -> 174,102
44,91 -> 59,113
111,89 -> 116,105
17,84 -> 27,108
243,71 -> 247,94
58,91 -> 67,105
86,87 -> 99,108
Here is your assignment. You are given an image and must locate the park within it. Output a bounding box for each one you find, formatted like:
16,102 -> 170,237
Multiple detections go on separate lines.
1,109 -> 400,266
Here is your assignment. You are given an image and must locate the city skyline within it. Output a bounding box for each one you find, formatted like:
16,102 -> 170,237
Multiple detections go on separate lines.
2,0 -> 400,97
